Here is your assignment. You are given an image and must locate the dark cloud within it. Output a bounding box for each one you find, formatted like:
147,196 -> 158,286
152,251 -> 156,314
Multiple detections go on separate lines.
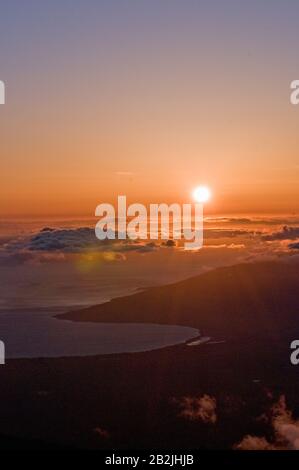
205,229 -> 258,239
27,227 -> 98,252
206,217 -> 299,226
289,242 -> 299,250
5,227 -> 158,258
163,239 -> 176,247
262,226 -> 299,241
40,227 -> 55,232
206,217 -> 254,224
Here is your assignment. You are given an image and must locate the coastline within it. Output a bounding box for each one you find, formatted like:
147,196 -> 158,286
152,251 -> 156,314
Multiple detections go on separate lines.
0,260 -> 299,448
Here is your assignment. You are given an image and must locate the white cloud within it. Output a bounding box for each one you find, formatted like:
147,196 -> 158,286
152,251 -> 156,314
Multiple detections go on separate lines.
235,395 -> 299,450
177,394 -> 217,424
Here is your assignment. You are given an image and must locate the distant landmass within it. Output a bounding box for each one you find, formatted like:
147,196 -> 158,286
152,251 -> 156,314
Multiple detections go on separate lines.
1,260 -> 299,449
59,261 -> 299,342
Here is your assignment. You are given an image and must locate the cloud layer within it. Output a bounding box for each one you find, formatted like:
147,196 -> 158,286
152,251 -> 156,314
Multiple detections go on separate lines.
176,394 -> 217,424
2,218 -> 299,266
235,395 -> 299,450
6,227 -> 160,255
262,225 -> 299,241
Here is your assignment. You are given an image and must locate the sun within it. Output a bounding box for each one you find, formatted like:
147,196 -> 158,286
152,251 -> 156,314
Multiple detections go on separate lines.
192,185 -> 211,203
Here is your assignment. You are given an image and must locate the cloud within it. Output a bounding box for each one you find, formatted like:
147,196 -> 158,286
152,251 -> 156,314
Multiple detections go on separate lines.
0,227 -> 163,265
176,394 -> 217,424
7,226 -> 253,257
206,217 -> 299,226
235,436 -> 275,450
162,239 -> 176,247
271,395 -> 299,450
6,227 -> 158,255
205,229 -> 258,239
262,226 -> 299,241
2,220 -> 297,266
235,395 -> 299,450
0,249 -> 65,266
28,227 -> 105,252
204,243 -> 245,250
288,241 -> 299,250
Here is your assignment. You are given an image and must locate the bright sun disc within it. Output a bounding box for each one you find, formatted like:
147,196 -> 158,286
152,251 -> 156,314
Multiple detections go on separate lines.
192,186 -> 211,203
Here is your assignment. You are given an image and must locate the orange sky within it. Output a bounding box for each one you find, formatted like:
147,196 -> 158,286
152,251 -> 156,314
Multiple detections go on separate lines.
0,2 -> 298,216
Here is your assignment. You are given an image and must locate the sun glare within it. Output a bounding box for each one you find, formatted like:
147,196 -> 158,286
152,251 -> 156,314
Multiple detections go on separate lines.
192,186 -> 211,203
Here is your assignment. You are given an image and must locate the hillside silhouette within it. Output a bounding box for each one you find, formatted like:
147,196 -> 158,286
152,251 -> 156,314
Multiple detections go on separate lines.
60,261 -> 299,341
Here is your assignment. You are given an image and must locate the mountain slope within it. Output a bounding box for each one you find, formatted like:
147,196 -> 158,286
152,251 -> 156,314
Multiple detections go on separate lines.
58,261 -> 299,340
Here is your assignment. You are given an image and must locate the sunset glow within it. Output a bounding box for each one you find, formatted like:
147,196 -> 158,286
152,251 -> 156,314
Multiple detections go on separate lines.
1,1 -> 299,457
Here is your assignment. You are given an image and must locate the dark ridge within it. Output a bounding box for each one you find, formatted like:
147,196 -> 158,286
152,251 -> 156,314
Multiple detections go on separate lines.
57,261 -> 299,340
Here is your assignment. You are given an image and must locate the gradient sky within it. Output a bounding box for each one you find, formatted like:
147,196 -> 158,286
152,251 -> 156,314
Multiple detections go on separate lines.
0,0 -> 299,216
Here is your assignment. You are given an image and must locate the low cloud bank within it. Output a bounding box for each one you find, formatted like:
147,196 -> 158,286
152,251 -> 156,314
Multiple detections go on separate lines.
235,395 -> 299,450
4,227 -> 159,256
1,221 -> 299,266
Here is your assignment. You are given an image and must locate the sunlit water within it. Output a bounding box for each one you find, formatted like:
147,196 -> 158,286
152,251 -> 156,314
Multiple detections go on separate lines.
0,308 -> 199,358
